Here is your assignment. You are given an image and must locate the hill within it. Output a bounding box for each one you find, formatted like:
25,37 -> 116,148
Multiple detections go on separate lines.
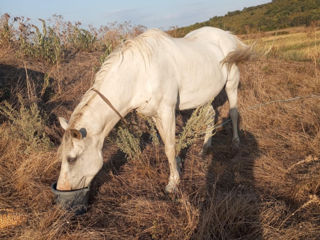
173,0 -> 320,36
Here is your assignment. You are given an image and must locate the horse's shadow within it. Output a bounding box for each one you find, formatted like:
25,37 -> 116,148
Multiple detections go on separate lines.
191,124 -> 262,239
88,147 -> 127,203
180,83 -> 262,239
0,64 -> 55,104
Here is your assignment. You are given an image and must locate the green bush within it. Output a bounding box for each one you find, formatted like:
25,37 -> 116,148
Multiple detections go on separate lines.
19,19 -> 63,64
115,126 -> 141,160
99,43 -> 113,65
114,103 -> 215,161
176,102 -> 215,155
0,14 -> 12,47
68,26 -> 97,51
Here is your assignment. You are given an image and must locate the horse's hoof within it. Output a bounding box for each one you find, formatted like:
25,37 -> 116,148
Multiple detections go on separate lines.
231,137 -> 240,152
199,149 -> 205,157
199,146 -> 210,157
165,183 -> 178,193
200,141 -> 211,156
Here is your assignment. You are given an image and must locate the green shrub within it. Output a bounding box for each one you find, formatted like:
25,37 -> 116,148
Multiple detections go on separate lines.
146,117 -> 160,146
19,19 -> 63,64
68,26 -> 97,51
176,102 -> 215,155
114,103 -> 215,160
0,14 -> 12,47
115,126 -> 141,160
99,43 -> 113,65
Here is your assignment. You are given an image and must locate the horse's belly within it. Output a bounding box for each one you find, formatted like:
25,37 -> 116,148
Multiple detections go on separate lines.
178,69 -> 226,110
178,85 -> 224,110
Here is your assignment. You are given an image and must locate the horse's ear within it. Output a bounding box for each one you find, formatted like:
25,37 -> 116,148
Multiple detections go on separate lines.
70,129 -> 82,140
58,117 -> 69,130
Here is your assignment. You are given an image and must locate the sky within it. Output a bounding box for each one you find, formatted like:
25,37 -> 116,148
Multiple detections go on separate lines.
1,0 -> 271,30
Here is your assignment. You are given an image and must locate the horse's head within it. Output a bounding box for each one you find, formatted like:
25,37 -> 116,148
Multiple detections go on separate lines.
56,117 -> 103,191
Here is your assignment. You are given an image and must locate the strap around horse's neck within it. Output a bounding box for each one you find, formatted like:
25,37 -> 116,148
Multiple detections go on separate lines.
91,88 -> 128,125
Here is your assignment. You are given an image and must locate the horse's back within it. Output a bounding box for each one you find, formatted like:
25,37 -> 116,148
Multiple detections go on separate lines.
137,28 -> 237,112
168,38 -> 227,110
184,27 -> 244,57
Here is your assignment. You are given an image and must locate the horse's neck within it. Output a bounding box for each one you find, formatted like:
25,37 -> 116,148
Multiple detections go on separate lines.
91,62 -> 142,137
70,51 -> 146,141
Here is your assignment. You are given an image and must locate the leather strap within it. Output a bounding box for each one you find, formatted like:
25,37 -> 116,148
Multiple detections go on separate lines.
92,88 -> 128,125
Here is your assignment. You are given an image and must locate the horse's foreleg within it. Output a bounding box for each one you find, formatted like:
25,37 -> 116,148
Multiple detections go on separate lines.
153,107 -> 180,193
226,68 -> 240,149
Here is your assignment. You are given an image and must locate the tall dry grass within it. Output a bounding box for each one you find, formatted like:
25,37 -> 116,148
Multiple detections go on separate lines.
247,26 -> 320,63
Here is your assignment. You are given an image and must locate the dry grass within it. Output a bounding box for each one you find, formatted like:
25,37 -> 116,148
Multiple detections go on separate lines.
245,27 -> 320,63
0,23 -> 319,239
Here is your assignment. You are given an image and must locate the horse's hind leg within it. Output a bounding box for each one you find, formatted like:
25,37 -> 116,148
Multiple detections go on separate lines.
153,106 -> 180,193
225,67 -> 240,149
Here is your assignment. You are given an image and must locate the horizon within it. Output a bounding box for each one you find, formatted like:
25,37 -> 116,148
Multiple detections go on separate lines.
1,0 -> 271,30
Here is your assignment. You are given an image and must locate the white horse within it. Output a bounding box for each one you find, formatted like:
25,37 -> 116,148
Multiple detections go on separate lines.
57,27 -> 254,193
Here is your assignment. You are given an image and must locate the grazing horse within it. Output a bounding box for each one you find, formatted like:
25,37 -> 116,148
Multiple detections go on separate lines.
57,27 -> 254,193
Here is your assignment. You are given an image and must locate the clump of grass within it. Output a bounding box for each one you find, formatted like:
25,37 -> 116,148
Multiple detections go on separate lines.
99,43 -> 113,65
115,103 -> 215,161
115,126 -> 141,160
0,13 -> 12,47
0,14 -> 145,65
115,102 -> 215,161
21,19 -> 63,64
0,94 -> 51,153
176,102 -> 215,155
68,24 -> 97,52
113,113 -> 160,161
146,117 -> 160,146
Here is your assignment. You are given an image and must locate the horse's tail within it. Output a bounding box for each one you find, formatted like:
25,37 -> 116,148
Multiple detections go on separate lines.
221,43 -> 256,71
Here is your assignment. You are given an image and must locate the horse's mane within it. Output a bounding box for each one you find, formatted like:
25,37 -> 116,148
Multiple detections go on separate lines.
95,29 -> 171,85
68,29 -> 172,127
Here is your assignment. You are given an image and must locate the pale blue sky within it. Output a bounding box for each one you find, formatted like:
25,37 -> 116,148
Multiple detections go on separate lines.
1,0 -> 271,29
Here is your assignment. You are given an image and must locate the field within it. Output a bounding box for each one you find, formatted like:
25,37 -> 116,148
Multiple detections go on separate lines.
0,15 -> 320,240
242,26 -> 320,63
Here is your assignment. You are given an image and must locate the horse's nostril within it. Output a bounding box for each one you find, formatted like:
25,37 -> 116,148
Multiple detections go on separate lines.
67,156 -> 77,164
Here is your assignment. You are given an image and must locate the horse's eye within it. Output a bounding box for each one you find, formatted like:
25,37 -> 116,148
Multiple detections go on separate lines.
67,156 -> 77,164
